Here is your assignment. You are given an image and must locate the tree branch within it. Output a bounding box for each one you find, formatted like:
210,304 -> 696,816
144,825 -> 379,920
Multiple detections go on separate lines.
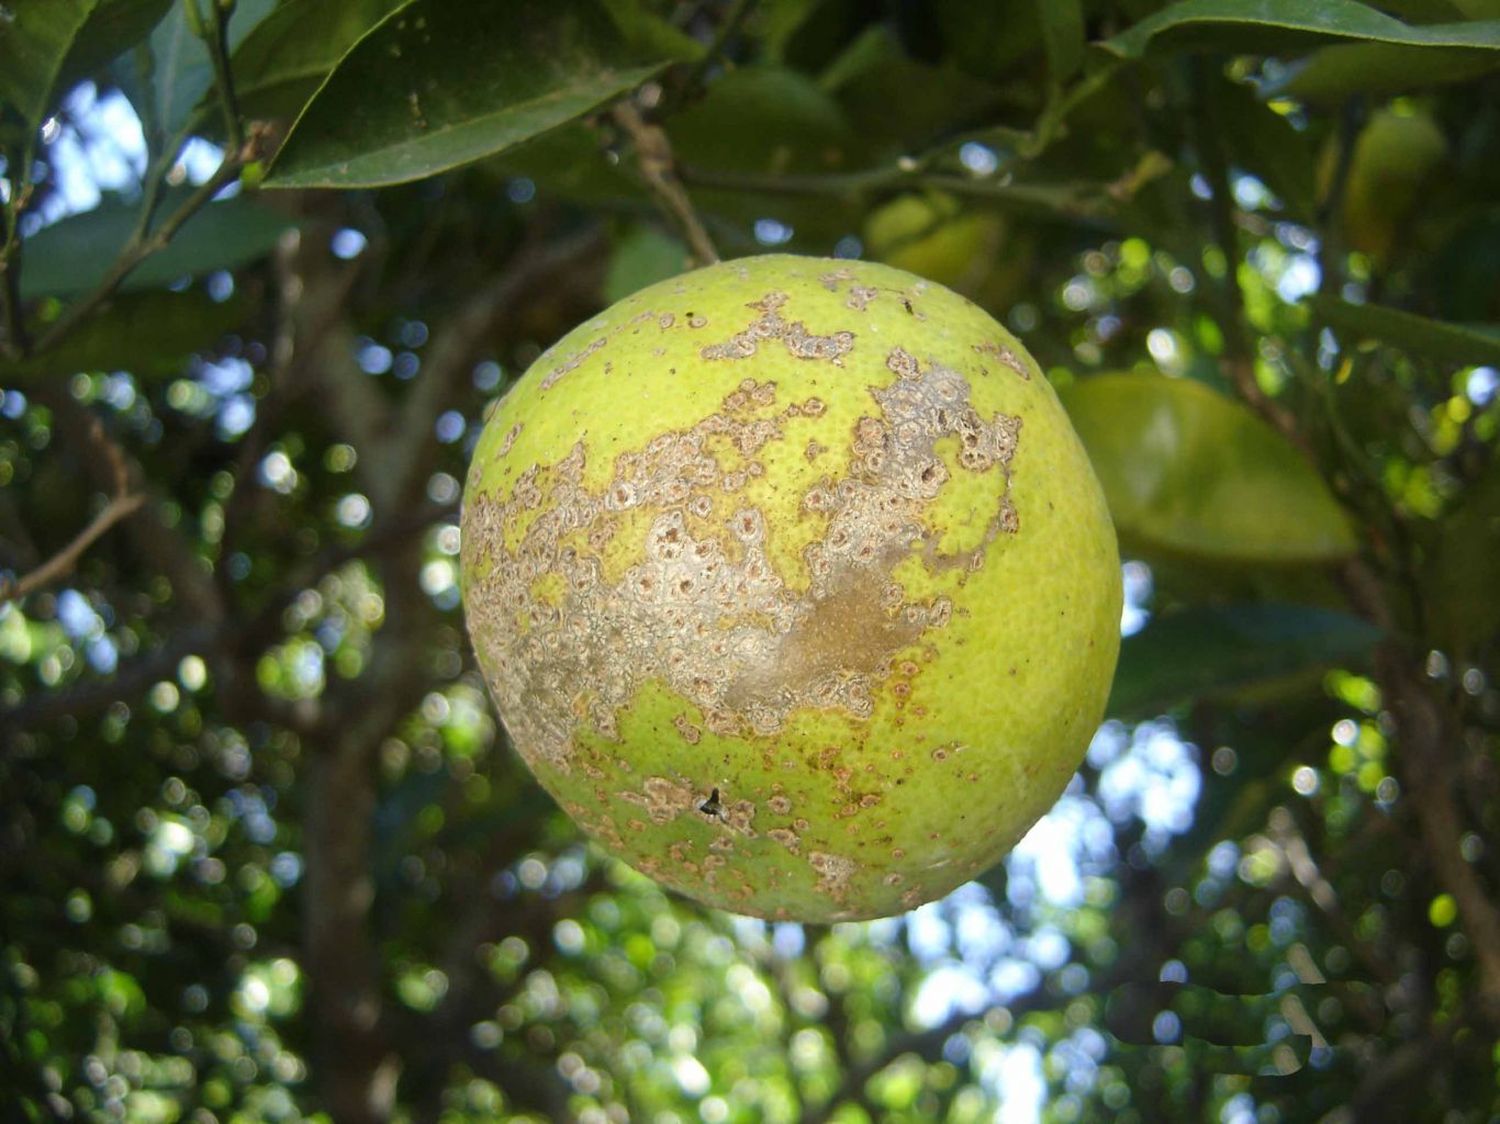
677,163 -> 1117,224
0,416 -> 143,604
206,0 -> 245,151
611,100 -> 719,268
1377,646 -> 1500,1009
386,223 -> 608,510
28,134 -> 262,358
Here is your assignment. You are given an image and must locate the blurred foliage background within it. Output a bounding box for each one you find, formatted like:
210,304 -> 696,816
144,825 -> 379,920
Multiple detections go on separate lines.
3,0 -> 1500,1121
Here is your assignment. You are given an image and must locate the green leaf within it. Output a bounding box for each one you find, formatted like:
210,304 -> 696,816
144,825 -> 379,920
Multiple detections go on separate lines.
19,193 -> 296,299
123,0 -> 276,139
667,64 -> 859,242
1424,460 -> 1500,658
1279,40 -> 1500,101
604,226 -> 688,305
599,0 -> 704,62
822,25 -> 1005,158
1364,0 -> 1468,17
1209,74 -> 1317,219
224,0 -> 410,125
0,289 -> 245,381
1060,373 -> 1357,563
1100,0 -> 1500,59
1034,0 -> 1085,84
59,0 -> 173,91
265,1 -> 673,190
1108,604 -> 1382,721
1307,295 -> 1500,365
0,0 -> 97,126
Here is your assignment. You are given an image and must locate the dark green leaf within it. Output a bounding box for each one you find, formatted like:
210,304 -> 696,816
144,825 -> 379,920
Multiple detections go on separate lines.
599,0 -> 704,61
0,0 -> 96,126
1279,40 -> 1499,101
1108,604 -> 1382,720
1209,74 -> 1317,219
265,2 -> 673,190
603,226 -> 687,304
1060,373 -> 1358,563
1034,0 -> 1085,84
124,0 -> 276,139
667,64 -> 859,242
1100,0 -> 1500,59
1424,460 -> 1500,658
58,0 -> 172,91
19,193 -> 296,299
0,289 -> 245,381
1364,0 -> 1468,17
1307,294 -> 1500,365
225,0 -> 410,126
820,25 -> 1006,161
670,65 -> 853,174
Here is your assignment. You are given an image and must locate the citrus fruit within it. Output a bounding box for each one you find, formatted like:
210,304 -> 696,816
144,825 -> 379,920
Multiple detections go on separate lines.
461,254 -> 1120,921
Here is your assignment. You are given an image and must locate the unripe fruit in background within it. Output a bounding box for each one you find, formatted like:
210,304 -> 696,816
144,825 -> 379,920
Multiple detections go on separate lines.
1321,107 -> 1447,262
863,190 -> 1006,293
461,254 -> 1120,921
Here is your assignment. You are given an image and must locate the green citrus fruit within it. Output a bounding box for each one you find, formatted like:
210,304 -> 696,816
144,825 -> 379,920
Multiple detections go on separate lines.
461,254 -> 1120,921
1320,107 -> 1446,261
863,190 -> 1006,293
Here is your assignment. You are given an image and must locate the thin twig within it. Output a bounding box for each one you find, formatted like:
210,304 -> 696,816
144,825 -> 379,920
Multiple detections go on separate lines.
610,101 -> 720,267
678,162 -> 1113,223
207,0 -> 245,150
0,417 -> 143,605
676,0 -> 758,104
29,144 -> 254,357
1,167 -> 32,358
1187,61 -> 1310,458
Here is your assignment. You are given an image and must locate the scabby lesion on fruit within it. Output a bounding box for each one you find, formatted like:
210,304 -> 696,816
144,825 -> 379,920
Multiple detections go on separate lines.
699,291 -> 855,365
463,347 -> 1023,773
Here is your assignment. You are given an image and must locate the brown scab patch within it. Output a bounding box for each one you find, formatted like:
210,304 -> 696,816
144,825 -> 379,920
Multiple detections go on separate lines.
846,286 -> 878,311
540,336 -> 608,391
673,714 -> 702,744
808,851 -> 858,899
498,422 -> 523,456
699,292 -> 855,366
768,827 -> 801,855
618,776 -> 756,836
618,776 -> 699,825
463,337 -> 1021,767
974,340 -> 1029,379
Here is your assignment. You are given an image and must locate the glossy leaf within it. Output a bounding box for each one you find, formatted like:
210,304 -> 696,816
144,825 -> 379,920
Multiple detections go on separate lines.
1101,0 -> 1500,58
1423,460 -> 1500,657
1034,0 -> 1085,84
603,226 -> 688,304
122,0 -> 276,138
58,0 -> 173,91
1108,604 -> 1382,721
0,0 -> 96,126
1060,373 -> 1357,562
19,194 -> 296,299
1308,294 -> 1500,365
0,289 -> 245,381
1280,40 -> 1499,101
1209,74 -> 1317,219
598,0 -> 705,61
265,2 -> 673,189
225,0 -> 410,125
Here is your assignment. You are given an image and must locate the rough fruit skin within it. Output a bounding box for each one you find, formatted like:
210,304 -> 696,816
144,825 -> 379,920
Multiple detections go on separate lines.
460,254 -> 1120,922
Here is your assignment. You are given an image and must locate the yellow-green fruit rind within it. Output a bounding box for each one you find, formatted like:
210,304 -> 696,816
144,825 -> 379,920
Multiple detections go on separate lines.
461,255 -> 1120,921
